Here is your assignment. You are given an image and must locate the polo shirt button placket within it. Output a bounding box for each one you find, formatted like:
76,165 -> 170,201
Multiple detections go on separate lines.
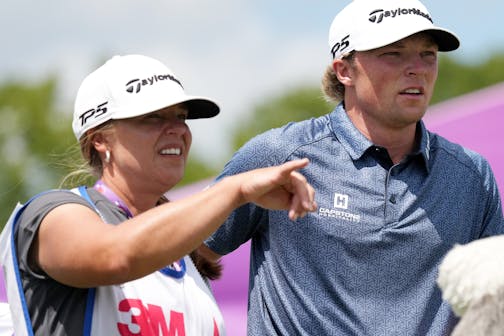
384,165 -> 400,224
389,195 -> 397,204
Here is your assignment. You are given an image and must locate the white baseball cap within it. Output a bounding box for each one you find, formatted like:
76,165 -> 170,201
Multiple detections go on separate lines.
328,0 -> 460,60
73,54 -> 220,140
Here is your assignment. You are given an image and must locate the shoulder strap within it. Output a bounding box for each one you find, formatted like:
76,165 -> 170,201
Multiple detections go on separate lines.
71,187 -> 100,336
72,186 -> 106,222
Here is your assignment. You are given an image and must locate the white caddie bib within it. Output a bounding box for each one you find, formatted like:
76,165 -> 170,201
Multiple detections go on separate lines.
87,256 -> 224,336
0,202 -> 29,336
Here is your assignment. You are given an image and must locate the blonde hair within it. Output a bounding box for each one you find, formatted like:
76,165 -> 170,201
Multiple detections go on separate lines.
60,121 -> 114,188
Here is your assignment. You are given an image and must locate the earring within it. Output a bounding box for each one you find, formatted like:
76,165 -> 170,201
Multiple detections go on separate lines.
105,150 -> 111,163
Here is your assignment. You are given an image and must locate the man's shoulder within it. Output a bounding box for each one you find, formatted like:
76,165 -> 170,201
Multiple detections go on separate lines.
429,132 -> 492,175
220,114 -> 334,176
248,114 -> 333,150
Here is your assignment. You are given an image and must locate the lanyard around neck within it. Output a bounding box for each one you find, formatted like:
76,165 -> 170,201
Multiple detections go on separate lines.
93,180 -> 133,218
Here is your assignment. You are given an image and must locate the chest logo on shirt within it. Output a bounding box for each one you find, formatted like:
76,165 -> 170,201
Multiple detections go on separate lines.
318,192 -> 361,223
333,193 -> 349,209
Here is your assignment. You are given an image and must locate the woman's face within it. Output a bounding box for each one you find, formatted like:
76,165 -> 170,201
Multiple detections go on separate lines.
106,103 -> 192,192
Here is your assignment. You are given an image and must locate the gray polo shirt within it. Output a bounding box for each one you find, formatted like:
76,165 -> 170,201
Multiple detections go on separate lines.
205,103 -> 504,335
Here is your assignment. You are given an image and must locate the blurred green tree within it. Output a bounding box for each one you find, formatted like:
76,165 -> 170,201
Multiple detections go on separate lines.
0,78 -> 76,225
433,54 -> 504,103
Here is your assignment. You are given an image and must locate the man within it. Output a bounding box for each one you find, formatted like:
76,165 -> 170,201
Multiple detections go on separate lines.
199,0 -> 504,334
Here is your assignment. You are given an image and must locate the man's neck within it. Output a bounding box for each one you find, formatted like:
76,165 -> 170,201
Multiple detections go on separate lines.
345,108 -> 419,164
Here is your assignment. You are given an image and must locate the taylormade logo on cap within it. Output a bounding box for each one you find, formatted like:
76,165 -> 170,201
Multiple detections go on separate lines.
368,7 -> 433,25
126,74 -> 183,94
328,0 -> 460,60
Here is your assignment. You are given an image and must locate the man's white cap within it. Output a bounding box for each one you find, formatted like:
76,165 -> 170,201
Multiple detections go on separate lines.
73,54 -> 220,140
328,0 -> 460,59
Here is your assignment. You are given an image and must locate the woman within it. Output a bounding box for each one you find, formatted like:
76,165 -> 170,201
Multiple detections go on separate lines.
4,54 -> 316,335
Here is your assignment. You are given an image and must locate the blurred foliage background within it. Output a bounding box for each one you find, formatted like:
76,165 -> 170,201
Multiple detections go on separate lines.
1,53 -> 503,226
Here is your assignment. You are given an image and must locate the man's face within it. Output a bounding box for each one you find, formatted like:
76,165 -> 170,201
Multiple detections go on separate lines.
346,32 -> 439,130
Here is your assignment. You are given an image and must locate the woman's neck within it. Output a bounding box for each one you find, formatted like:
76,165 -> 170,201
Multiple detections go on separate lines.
96,176 -> 164,215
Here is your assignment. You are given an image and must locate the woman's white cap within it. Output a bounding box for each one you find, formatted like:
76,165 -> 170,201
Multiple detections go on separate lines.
328,0 -> 460,59
73,54 -> 220,140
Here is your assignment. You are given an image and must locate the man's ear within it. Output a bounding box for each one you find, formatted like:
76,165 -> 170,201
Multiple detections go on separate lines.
332,59 -> 353,86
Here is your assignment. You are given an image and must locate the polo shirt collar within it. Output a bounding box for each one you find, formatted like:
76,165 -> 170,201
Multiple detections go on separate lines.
415,120 -> 431,172
329,103 -> 372,161
329,103 -> 431,171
